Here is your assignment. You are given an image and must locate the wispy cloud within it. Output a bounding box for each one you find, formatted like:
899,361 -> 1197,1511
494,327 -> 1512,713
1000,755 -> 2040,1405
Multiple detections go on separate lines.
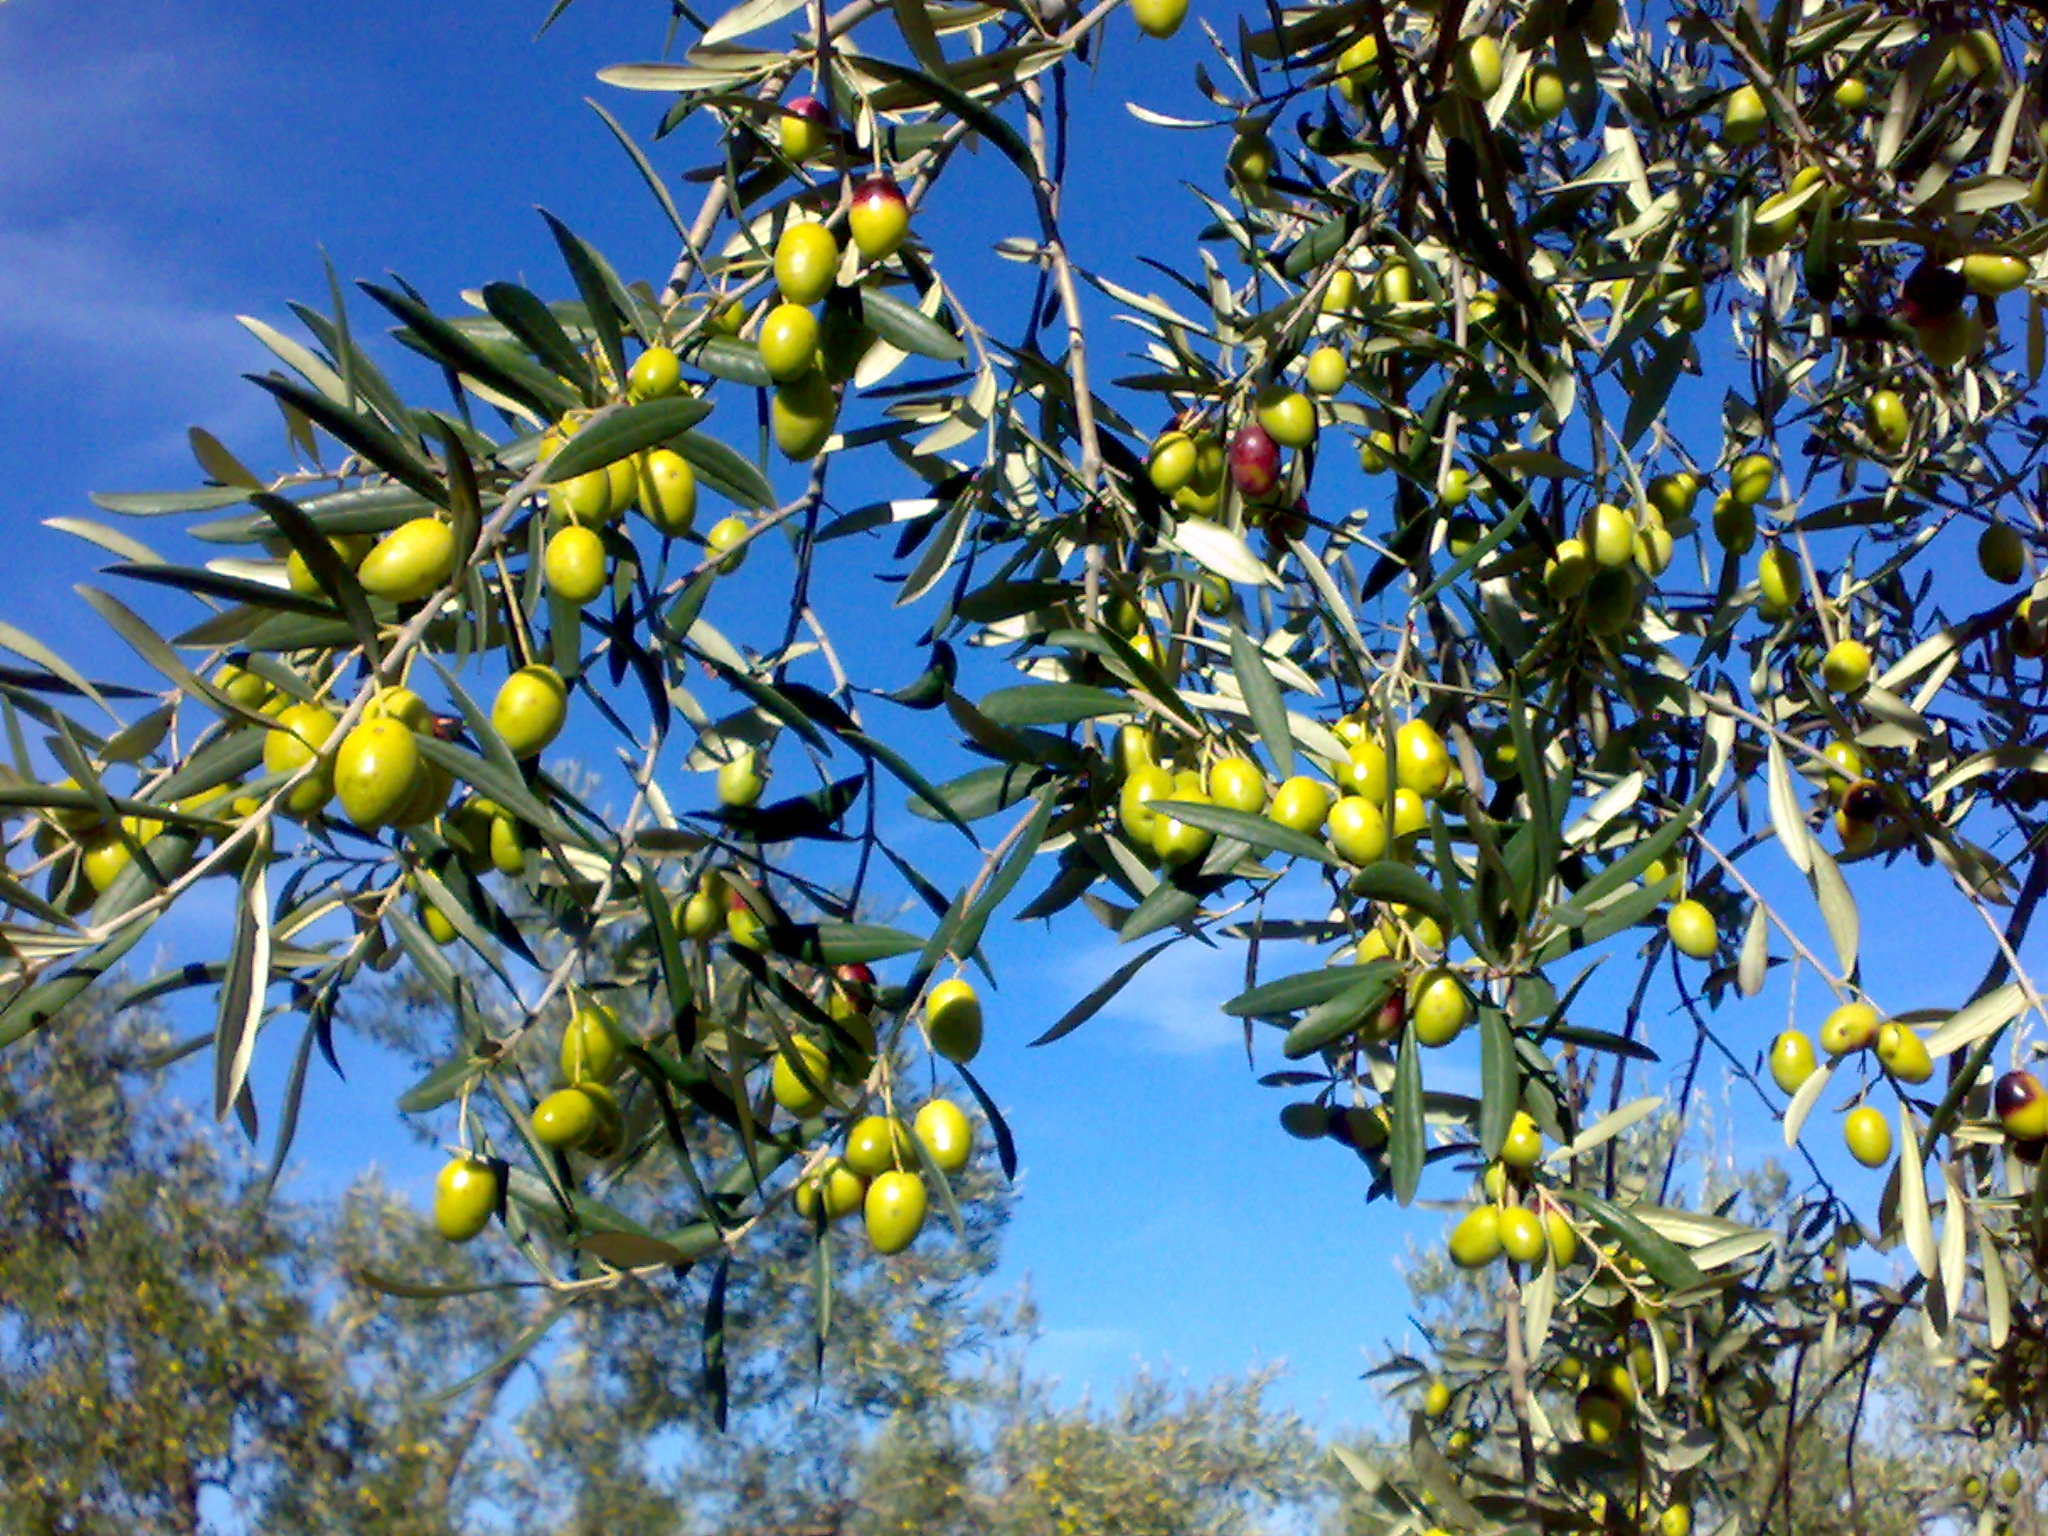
1030,1326 -> 1143,1388
0,224 -> 248,359
0,8 -> 237,210
0,5 -> 276,460
1050,937 -> 1252,1054
1052,919 -> 1334,1054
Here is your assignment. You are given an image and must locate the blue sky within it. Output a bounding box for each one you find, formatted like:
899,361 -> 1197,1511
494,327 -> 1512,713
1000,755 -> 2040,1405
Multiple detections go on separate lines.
3,0 -> 2031,1449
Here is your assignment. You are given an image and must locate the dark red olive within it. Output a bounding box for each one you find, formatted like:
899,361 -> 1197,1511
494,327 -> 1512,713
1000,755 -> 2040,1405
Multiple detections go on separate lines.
833,961 -> 877,1010
1897,259 -> 1967,327
1259,497 -> 1310,543
1229,423 -> 1281,499
1369,990 -> 1406,1042
1840,779 -> 1887,824
1994,1069 -> 2048,1140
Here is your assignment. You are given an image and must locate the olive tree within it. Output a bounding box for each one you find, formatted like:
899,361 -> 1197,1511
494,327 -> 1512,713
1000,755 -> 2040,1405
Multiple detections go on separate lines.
4,0 -> 2048,1530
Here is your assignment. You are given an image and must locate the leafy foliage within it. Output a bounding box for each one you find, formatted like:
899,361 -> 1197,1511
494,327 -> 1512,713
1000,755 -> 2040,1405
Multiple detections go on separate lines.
6,0 -> 2048,1527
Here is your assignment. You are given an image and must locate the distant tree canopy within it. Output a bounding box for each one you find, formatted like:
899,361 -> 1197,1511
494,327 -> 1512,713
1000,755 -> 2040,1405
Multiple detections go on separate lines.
0,997 -> 1336,1535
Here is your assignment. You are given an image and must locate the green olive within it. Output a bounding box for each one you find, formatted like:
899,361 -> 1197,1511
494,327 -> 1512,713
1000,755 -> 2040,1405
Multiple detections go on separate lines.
1769,1029 -> 1818,1093
285,533 -> 372,596
1665,898 -> 1717,960
1254,386 -> 1317,450
844,1114 -> 914,1178
1498,1205 -> 1547,1265
775,221 -> 840,306
263,702 -> 341,817
1148,432 -> 1197,494
795,1157 -> 866,1223
532,1086 -> 599,1150
1757,546 -> 1800,616
1207,755 -> 1268,814
561,1002 -> 626,1085
433,1156 -> 500,1243
925,978 -> 984,1064
1874,1023 -> 1933,1084
357,518 -> 457,603
1843,1105 -> 1893,1168
488,813 -> 528,877
627,345 -> 683,401
1119,764 -> 1175,845
491,666 -> 568,760
1269,776 -> 1334,835
637,449 -> 699,537
81,832 -> 132,894
772,1038 -> 833,1117
1820,639 -> 1872,694
913,1098 -> 974,1173
706,515 -> 751,574
772,370 -> 839,460
1394,719 -> 1451,798
1327,795 -> 1389,866
334,717 -> 421,829
543,525 -> 609,606
554,467 -> 621,526
1409,968 -> 1471,1047
1819,1000 -> 1880,1056
716,746 -> 766,809
1453,34 -> 1503,99
1151,789 -> 1216,868
758,302 -> 821,384
864,1169 -> 928,1255
1499,1111 -> 1543,1170
1447,1205 -> 1503,1268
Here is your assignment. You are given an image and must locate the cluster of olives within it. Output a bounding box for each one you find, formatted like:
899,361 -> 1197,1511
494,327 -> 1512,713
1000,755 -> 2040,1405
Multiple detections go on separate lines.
1537,474 -> 1704,639
1959,1465 -> 2029,1521
1444,1113 -> 1581,1273
1116,711 -> 1500,1068
432,998 -> 635,1244
47,773 -> 230,905
537,371 -> 747,604
1565,1332 -> 1664,1450
39,644 -> 566,932
249,667 -> 556,927
1811,737 -> 1896,858
1113,712 -> 1460,872
1413,1336 -> 1697,1527
431,946 -> 990,1257
1768,998 -> 1941,1169
756,95 -> 915,444
531,1000 -> 633,1157
1718,29 -> 2035,364
787,1097 -> 971,1256
1960,1326 -> 2048,1441
1146,381 -> 1319,541
775,975 -> 985,1256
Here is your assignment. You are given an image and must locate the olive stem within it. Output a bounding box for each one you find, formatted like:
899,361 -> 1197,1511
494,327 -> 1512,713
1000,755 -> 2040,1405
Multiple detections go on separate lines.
1499,1271 -> 1544,1526
1022,74 -> 1101,500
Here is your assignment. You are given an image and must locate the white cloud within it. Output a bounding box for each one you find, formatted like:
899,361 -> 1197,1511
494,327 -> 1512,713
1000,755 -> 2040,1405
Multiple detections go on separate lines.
1029,1325 -> 1142,1388
0,6 -> 278,460
0,224 -> 245,359
0,11 -> 235,209
1048,913 -> 1335,1056
1050,936 -> 1265,1054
